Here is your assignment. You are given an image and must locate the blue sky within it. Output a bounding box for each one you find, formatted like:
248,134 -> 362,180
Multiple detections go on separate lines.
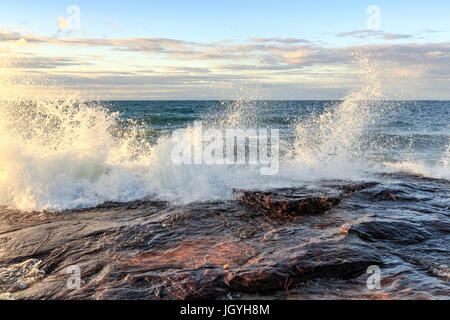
2,0 -> 449,42
0,0 -> 449,99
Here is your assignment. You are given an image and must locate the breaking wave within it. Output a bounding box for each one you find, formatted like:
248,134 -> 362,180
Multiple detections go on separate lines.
0,58 -> 448,211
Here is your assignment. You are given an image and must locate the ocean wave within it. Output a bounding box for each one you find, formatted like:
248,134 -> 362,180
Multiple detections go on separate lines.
382,160 -> 449,181
0,58 -> 448,211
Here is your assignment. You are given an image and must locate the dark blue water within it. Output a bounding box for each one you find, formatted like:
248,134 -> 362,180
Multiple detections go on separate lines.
105,100 -> 449,171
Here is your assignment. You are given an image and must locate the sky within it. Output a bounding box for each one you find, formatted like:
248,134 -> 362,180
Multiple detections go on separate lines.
0,0 -> 449,99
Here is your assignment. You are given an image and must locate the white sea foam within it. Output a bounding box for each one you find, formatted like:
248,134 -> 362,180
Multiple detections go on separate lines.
0,58 -> 447,211
0,93 -> 375,211
381,153 -> 450,180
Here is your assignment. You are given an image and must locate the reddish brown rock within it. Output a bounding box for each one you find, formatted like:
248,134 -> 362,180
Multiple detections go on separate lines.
234,188 -> 341,217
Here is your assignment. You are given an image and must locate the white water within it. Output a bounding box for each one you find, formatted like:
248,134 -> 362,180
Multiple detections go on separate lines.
382,145 -> 450,180
0,59 -> 448,212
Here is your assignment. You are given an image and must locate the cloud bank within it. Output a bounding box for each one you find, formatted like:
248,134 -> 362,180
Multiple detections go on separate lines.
0,28 -> 449,99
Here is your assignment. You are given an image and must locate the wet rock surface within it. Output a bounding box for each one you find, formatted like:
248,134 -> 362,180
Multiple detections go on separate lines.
348,221 -> 431,245
0,175 -> 448,300
234,189 -> 341,217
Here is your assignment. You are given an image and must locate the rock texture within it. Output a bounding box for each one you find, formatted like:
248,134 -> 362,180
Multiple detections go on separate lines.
0,176 -> 448,300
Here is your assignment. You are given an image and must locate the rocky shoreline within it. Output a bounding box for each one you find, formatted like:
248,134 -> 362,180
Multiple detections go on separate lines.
0,175 -> 448,299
